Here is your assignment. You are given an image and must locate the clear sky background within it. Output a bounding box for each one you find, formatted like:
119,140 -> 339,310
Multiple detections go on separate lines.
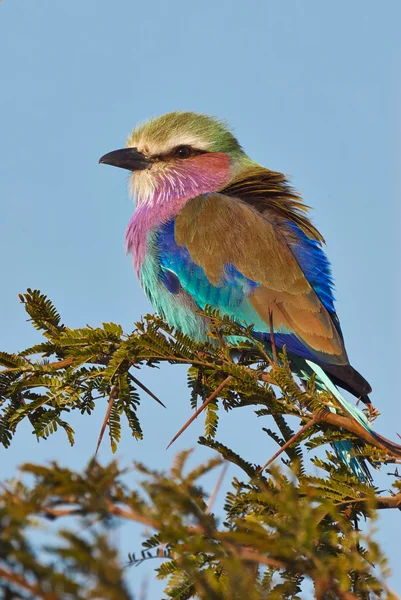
1,1 -> 401,597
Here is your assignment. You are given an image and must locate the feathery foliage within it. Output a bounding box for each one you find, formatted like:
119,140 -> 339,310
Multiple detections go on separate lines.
1,291 -> 400,599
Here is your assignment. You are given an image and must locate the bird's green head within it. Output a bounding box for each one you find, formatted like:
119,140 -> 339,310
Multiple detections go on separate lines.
100,112 -> 250,205
127,111 -> 242,156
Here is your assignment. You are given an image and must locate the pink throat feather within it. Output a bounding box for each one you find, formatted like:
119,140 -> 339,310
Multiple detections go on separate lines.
125,153 -> 232,274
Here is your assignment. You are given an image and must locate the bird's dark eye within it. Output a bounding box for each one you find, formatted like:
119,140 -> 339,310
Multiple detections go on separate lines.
174,145 -> 193,159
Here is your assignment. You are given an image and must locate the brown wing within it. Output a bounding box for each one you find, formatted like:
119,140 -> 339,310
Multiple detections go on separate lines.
175,193 -> 347,365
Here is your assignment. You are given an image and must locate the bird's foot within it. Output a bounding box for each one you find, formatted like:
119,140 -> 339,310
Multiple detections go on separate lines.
366,402 -> 380,420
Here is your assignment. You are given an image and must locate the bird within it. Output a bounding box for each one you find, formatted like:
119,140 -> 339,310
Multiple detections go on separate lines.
99,111 -> 396,479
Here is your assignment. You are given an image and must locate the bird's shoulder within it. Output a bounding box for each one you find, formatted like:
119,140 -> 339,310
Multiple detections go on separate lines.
220,165 -> 324,243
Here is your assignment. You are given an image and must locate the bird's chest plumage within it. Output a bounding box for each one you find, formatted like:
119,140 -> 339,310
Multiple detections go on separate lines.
126,199 -> 262,338
126,212 -> 209,341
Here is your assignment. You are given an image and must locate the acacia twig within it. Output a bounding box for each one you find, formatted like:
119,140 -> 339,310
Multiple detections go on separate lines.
259,417 -> 318,473
128,372 -> 166,408
268,310 -> 278,364
206,462 -> 229,513
95,386 -> 118,455
166,376 -> 233,449
0,567 -> 57,600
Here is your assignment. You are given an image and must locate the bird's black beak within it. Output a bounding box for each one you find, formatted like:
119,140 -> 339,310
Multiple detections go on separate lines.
99,147 -> 150,171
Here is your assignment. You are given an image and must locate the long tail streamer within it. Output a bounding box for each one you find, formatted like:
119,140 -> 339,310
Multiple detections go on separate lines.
304,361 -> 373,483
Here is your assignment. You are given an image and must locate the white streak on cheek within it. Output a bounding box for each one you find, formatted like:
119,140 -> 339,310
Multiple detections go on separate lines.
129,170 -> 157,206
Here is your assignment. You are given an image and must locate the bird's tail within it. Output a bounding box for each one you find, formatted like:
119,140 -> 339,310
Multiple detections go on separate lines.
304,360 -> 401,454
299,360 -> 374,483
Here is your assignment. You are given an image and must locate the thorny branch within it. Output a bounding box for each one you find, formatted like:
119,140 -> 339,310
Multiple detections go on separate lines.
37,491 -> 401,527
8,346 -> 401,463
1,292 -> 401,598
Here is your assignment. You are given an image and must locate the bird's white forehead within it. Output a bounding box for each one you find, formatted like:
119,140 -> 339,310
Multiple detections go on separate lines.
128,132 -> 211,156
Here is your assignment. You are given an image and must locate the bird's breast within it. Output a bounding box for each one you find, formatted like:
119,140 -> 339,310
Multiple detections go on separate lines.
125,206 -> 156,276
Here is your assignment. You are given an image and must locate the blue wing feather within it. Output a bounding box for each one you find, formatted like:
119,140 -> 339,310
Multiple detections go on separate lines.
285,221 -> 335,313
155,219 -> 337,365
157,220 -> 257,308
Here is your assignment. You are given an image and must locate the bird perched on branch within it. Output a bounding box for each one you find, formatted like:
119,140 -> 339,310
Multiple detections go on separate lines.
100,111 -> 396,479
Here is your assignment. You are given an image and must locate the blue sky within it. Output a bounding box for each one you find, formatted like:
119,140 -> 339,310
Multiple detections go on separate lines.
1,0 -> 400,596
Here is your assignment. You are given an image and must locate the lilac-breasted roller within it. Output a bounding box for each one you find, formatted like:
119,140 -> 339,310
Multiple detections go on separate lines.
100,112 -> 394,479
